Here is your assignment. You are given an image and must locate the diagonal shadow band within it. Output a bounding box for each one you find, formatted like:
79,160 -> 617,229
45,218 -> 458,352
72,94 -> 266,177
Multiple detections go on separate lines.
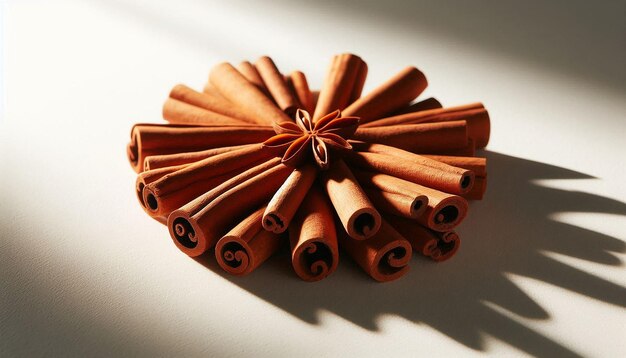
195,150 -> 626,357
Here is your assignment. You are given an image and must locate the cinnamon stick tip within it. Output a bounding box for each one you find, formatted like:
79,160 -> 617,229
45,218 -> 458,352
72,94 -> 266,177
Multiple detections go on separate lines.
347,208 -> 382,240
215,236 -> 253,275
372,239 -> 412,282
428,196 -> 468,231
410,194 -> 429,218
262,211 -> 287,234
167,212 -> 207,257
292,241 -> 337,282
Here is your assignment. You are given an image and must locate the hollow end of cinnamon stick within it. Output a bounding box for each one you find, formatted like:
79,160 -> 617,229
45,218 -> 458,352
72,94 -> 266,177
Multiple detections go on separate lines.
373,239 -> 412,281
215,237 -> 254,275
168,212 -> 207,257
428,231 -> 461,262
348,208 -> 381,240
292,240 -> 337,282
424,195 -> 468,232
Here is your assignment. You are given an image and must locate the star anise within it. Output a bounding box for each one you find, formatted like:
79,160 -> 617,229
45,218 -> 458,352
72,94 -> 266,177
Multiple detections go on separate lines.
263,109 -> 360,169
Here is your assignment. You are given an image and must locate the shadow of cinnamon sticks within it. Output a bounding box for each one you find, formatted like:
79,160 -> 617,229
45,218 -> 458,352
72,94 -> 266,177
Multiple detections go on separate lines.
195,151 -> 626,357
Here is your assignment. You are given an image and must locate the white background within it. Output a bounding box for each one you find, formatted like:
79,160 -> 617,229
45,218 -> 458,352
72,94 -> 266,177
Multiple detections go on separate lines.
2,0 -> 625,356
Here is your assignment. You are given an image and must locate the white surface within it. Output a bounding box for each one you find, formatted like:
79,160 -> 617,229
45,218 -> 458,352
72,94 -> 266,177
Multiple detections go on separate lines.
2,0 -> 625,357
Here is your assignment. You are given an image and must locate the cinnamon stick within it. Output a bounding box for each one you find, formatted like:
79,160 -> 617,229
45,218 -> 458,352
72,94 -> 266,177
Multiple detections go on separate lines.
386,215 -> 460,262
348,61 -> 368,104
255,56 -> 299,117
351,142 -> 475,192
392,97 -> 442,115
237,61 -> 272,98
167,159 -> 291,257
313,53 -> 366,120
338,220 -> 412,282
435,138 -> 476,156
288,187 -> 339,281
362,103 -> 490,149
143,144 -> 251,170
352,170 -> 468,232
135,164 -> 187,223
462,175 -> 487,200
215,206 -> 283,275
421,155 -> 487,177
287,71 -> 314,114
322,159 -> 381,240
209,62 -> 291,124
263,164 -> 318,233
142,144 -> 274,218
353,120 -> 469,154
168,84 -> 259,124
126,124 -> 274,172
162,98 -> 248,126
352,169 -> 428,219
346,151 -> 473,195
342,66 -> 427,123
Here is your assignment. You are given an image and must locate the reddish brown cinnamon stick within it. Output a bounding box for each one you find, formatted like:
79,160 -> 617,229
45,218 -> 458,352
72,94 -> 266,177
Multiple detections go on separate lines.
255,56 -> 299,117
339,220 -> 412,282
126,124 -> 274,172
362,103 -> 490,148
263,164 -> 318,233
346,151 -> 473,195
386,215 -> 460,262
143,144 -> 251,171
353,120 -> 469,154
322,159 -> 381,240
351,142 -> 475,192
167,159 -> 291,257
436,138 -> 476,156
352,170 -> 468,231
348,61 -> 368,104
421,155 -> 487,177
287,71 -> 314,114
462,175 -> 487,200
142,144 -> 274,218
342,66 -> 427,123
392,97 -> 443,115
209,62 -> 291,124
168,84 -> 259,124
162,98 -> 249,126
135,164 -> 187,223
361,189 -> 428,219
289,187 -> 339,281
237,61 -> 272,98
313,53 -> 366,120
215,206 -> 283,275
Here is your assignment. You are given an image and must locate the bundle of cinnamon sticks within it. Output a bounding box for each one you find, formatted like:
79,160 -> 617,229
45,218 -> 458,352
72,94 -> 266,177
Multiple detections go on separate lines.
127,54 -> 490,282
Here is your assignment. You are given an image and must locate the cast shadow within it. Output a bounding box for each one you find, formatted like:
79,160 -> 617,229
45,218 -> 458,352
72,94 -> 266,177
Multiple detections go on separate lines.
196,151 -> 626,357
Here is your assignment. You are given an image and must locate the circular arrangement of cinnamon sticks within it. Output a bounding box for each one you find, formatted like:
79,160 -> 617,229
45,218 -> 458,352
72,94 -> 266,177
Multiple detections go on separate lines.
127,53 -> 490,282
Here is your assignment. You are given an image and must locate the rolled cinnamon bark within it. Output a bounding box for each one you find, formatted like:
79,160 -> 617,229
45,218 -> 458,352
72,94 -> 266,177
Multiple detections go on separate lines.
313,53 -> 366,121
322,159 -> 381,240
263,164 -> 318,233
209,62 -> 291,124
353,120 -> 469,154
435,138 -> 476,157
346,151 -> 473,195
386,215 -> 460,262
361,188 -> 428,219
167,159 -> 291,257
255,56 -> 299,117
136,164 -> 185,207
143,144 -> 251,171
287,71 -> 314,114
162,98 -> 249,126
127,124 -> 274,172
351,170 -> 468,231
342,66 -> 427,123
339,220 -> 412,282
462,175 -> 487,200
362,103 -> 490,148
289,187 -> 339,281
168,84 -> 259,124
392,97 -> 442,115
142,144 -> 274,218
421,155 -> 487,177
237,61 -> 272,98
348,61 -> 368,104
350,142 -> 475,191
215,206 -> 283,275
